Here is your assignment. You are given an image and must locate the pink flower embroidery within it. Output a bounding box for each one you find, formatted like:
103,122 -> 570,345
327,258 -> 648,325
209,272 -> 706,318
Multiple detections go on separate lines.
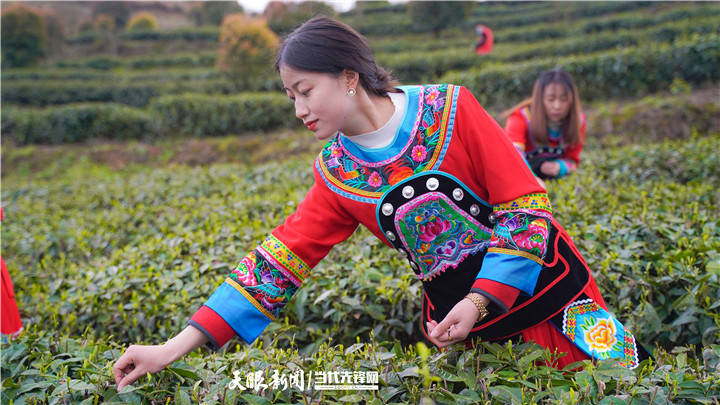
330,143 -> 343,157
418,217 -> 452,242
232,252 -> 258,286
411,145 -> 428,162
425,87 -> 444,110
367,171 -> 383,187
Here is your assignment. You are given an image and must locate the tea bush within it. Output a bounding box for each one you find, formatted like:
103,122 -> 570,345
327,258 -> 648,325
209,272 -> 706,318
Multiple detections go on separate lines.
67,26 -> 220,45
2,131 -> 719,403
442,35 -> 720,109
1,103 -> 158,144
149,93 -> 298,136
54,51 -> 216,70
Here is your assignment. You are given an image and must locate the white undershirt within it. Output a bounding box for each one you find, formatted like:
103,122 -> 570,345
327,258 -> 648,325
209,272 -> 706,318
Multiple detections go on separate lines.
345,91 -> 406,149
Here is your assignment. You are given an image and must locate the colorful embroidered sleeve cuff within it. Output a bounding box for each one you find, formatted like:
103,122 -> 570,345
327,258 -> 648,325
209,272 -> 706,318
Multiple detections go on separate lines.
555,160 -> 568,178
191,235 -> 311,347
477,253 -> 542,295
470,278 -> 521,313
477,193 -> 553,296
188,305 -> 236,350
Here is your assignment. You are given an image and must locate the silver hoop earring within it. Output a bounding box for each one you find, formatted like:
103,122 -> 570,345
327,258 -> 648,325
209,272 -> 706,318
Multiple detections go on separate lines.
347,88 -> 356,96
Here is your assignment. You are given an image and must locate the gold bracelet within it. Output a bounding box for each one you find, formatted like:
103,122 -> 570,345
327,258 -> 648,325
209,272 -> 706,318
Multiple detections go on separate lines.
464,293 -> 489,322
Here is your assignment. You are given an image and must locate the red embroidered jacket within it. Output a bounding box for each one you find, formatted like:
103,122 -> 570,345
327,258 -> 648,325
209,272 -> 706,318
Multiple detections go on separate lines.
505,107 -> 586,176
189,85 -> 552,349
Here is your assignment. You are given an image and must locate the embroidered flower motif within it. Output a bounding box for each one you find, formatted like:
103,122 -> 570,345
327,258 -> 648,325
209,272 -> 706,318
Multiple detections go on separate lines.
411,145 -> 428,162
425,87 -> 445,110
367,171 -> 382,187
584,318 -> 617,353
515,218 -> 548,252
232,252 -> 258,286
417,217 -> 452,242
388,165 -> 413,185
330,142 -> 343,157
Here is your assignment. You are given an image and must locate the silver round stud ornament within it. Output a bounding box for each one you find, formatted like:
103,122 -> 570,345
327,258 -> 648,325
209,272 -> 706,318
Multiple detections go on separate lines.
470,204 -> 480,216
488,213 -> 498,223
381,203 -> 394,216
397,248 -> 407,257
385,231 -> 396,242
426,177 -> 439,191
402,185 -> 415,199
452,188 -> 464,201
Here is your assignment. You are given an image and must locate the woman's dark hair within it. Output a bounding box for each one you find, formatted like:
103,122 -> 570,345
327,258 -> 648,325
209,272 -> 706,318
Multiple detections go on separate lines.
275,16 -> 398,97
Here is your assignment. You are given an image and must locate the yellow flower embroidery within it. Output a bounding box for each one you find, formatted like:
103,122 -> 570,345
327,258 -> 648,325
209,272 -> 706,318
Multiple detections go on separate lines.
584,318 -> 617,353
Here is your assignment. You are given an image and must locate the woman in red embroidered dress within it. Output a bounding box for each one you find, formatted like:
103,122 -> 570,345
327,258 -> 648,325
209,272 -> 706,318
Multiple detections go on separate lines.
1,207 -> 23,342
113,17 -> 647,390
503,68 -> 586,182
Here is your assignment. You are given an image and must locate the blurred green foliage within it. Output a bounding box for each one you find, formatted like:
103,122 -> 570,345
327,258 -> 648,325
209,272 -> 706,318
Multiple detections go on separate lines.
189,1 -> 243,26
126,12 -> 158,33
1,4 -> 47,69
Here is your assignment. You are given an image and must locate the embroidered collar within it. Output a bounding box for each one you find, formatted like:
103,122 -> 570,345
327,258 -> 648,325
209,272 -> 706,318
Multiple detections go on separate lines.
315,84 -> 459,204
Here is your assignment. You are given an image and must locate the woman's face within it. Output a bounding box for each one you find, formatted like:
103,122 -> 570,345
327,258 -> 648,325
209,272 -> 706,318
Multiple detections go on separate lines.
280,65 -> 353,141
542,82 -> 572,123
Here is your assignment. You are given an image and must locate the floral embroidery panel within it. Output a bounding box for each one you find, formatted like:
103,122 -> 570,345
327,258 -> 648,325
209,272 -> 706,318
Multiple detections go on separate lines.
489,193 -> 552,265
395,192 -> 491,281
227,235 -> 309,318
561,299 -> 640,369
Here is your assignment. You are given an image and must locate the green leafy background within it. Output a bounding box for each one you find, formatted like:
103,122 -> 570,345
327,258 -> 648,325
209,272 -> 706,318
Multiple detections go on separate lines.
2,1 -> 720,404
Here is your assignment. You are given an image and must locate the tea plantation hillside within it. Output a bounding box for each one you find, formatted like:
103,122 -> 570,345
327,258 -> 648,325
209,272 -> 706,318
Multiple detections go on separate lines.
1,1 -> 720,404
2,1 -> 719,143
2,123 -> 719,404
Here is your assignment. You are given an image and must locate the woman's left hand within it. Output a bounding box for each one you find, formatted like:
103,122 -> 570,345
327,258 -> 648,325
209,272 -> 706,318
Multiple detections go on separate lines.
426,298 -> 479,348
540,161 -> 560,177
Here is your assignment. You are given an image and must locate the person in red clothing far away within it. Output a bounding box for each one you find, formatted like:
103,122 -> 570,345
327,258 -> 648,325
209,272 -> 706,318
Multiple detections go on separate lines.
502,68 -> 586,185
474,24 -> 494,55
113,18 -> 650,390
1,207 -> 24,343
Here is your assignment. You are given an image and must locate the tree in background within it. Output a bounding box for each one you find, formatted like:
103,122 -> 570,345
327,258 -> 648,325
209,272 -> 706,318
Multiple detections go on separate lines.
126,12 -> 158,32
37,8 -> 65,56
407,1 -> 474,37
1,4 -> 47,68
92,1 -> 130,29
77,18 -> 95,33
216,14 -> 279,91
95,13 -> 117,32
190,1 -> 244,26
265,1 -> 336,36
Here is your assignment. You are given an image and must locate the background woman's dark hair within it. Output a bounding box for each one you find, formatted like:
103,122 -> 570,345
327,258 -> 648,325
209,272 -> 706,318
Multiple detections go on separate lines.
275,16 -> 398,97
502,67 -> 583,147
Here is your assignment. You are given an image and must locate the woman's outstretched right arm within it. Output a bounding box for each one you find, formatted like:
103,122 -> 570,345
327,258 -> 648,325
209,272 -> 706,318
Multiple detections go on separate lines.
113,325 -> 208,390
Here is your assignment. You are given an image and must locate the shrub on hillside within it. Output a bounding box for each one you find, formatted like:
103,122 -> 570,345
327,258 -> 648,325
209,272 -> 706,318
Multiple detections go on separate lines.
149,93 -> 298,136
265,1 -> 337,35
441,35 -> 720,109
94,13 -> 117,32
1,80 -> 156,107
92,1 -> 129,29
126,12 -> 158,32
406,1 -> 474,37
3,103 -> 157,144
216,14 -> 279,91
1,4 -> 47,68
189,0 -> 243,26
36,7 -> 65,56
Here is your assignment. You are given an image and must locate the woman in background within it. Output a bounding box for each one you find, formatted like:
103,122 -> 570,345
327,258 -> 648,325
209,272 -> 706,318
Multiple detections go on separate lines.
503,68 -> 586,181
